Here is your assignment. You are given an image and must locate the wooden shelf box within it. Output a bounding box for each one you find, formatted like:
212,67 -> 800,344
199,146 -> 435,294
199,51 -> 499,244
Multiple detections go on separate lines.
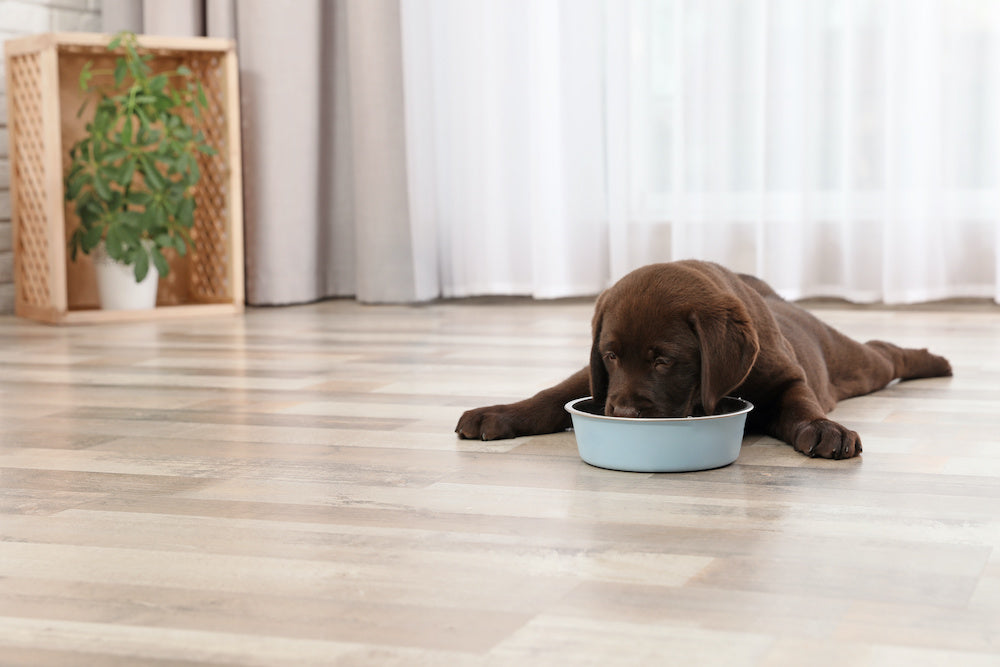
3,32 -> 244,324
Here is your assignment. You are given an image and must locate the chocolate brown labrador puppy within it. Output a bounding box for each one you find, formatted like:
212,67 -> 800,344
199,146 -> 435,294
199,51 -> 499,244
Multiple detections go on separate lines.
456,260 -> 952,459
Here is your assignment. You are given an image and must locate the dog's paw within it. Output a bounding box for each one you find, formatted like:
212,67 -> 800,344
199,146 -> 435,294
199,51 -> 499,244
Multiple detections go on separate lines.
456,405 -> 522,441
792,418 -> 862,459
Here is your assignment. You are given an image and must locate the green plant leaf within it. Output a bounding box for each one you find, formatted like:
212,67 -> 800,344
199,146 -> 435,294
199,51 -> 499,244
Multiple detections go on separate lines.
93,176 -> 112,201
178,197 -> 195,227
160,192 -> 177,217
135,106 -> 151,130
159,153 -> 178,176
93,107 -> 112,136
125,39 -> 140,64
65,176 -> 83,201
114,59 -> 126,88
82,196 -> 103,219
151,246 -> 170,276
141,156 -> 167,190
128,210 -> 149,234
79,61 -> 93,91
68,228 -> 83,261
65,165 -> 87,201
120,157 -> 137,185
133,247 -> 150,282
176,228 -> 192,255
125,191 -> 152,207
105,225 -> 123,259
75,98 -> 90,119
186,159 -> 200,186
122,228 -> 142,251
150,74 -> 168,94
104,148 -> 128,163
120,116 -> 133,148
83,223 -> 103,253
152,201 -> 168,226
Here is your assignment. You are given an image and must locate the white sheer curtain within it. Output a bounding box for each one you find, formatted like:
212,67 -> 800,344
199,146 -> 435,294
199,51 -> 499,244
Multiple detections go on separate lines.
401,0 -> 1000,303
401,0 -> 609,298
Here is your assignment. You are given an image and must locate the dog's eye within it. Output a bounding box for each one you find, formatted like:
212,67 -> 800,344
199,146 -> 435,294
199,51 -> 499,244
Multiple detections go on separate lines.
654,357 -> 673,371
603,352 -> 618,362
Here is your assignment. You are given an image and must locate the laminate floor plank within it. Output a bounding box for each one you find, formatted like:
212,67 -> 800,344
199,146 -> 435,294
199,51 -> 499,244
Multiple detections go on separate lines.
1,298 -> 999,665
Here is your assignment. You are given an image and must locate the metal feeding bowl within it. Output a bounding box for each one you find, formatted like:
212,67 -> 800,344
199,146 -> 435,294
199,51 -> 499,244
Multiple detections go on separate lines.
564,396 -> 754,473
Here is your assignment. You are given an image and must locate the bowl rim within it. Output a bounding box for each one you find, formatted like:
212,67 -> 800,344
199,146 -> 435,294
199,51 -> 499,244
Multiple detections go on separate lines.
564,396 -> 753,423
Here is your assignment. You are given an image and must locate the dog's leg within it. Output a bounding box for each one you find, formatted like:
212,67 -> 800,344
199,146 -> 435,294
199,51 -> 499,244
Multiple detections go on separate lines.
774,341 -> 950,459
827,339 -> 952,402
865,340 -> 953,382
768,380 -> 862,459
456,367 -> 590,440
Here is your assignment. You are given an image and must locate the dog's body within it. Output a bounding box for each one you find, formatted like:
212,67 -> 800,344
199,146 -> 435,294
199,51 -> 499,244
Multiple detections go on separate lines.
456,260 -> 952,458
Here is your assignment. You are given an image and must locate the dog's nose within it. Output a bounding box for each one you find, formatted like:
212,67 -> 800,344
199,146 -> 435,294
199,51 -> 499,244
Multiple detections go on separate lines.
610,404 -> 641,418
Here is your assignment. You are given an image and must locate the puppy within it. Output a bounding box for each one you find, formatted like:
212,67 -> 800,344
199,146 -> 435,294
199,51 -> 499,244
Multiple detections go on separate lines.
456,260 -> 952,459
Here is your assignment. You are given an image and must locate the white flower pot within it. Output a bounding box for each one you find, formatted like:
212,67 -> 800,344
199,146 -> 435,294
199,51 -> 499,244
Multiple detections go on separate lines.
92,242 -> 159,311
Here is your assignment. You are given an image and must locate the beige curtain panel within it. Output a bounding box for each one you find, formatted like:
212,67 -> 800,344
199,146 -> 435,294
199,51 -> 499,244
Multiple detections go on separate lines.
102,0 -> 422,305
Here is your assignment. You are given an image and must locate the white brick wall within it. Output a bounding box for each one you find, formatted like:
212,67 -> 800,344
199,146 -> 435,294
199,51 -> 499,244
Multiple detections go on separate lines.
0,0 -> 102,314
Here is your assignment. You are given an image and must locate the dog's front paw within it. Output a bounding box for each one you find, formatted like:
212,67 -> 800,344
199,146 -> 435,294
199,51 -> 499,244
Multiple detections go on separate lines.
793,418 -> 861,459
456,405 -> 522,441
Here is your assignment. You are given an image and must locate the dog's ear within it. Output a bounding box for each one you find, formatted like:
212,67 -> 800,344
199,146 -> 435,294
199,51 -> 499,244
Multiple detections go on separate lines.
690,298 -> 759,415
589,291 -> 609,409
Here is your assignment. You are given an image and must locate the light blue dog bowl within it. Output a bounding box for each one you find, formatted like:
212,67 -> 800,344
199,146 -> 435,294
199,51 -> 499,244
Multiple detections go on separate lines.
565,396 -> 753,473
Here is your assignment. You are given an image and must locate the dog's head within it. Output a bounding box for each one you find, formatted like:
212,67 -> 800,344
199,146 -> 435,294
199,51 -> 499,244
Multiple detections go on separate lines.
589,264 -> 760,418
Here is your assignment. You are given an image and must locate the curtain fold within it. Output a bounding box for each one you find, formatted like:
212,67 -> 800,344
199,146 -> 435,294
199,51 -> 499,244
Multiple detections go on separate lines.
408,0 -> 1000,303
103,0 -> 1000,305
103,0 -> 421,304
400,0 -> 609,299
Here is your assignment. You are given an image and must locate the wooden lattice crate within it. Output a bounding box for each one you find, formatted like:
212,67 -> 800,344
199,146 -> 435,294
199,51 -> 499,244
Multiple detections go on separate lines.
3,32 -> 244,324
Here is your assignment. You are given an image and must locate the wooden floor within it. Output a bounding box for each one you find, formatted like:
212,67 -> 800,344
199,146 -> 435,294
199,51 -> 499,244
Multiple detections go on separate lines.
1,297 -> 998,666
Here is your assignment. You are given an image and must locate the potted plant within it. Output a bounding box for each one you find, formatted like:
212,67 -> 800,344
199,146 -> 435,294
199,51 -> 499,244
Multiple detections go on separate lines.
64,31 -> 216,310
